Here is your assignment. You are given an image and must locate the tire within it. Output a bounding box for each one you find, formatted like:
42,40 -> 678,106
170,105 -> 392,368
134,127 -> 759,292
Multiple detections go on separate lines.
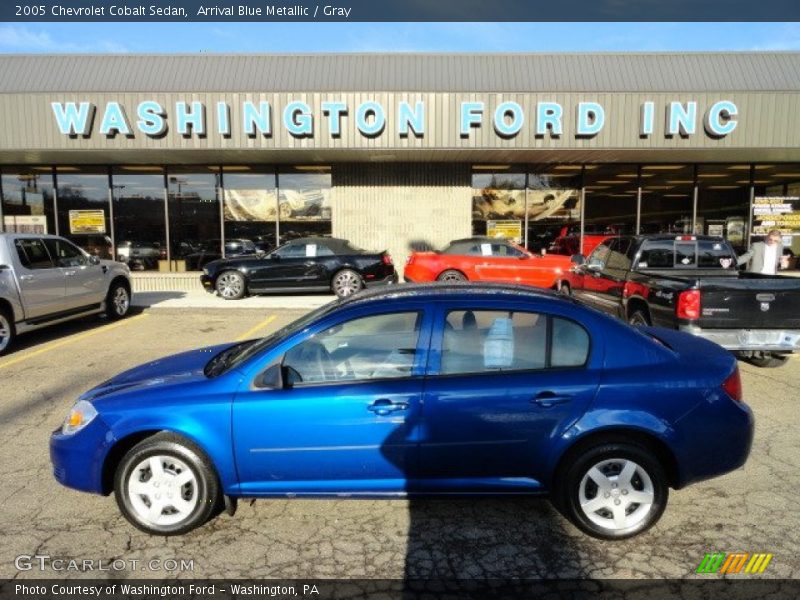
628,309 -> 651,327
747,352 -> 789,369
555,441 -> 669,540
105,280 -> 131,320
114,432 -> 221,536
0,308 -> 15,356
437,269 -> 467,283
331,269 -> 363,298
215,270 -> 247,300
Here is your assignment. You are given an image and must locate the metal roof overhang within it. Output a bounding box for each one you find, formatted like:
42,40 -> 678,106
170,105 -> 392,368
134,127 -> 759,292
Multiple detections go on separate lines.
1,147 -> 799,166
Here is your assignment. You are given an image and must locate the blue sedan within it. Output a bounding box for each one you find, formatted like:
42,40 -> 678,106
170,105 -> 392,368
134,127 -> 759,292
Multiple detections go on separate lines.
50,284 -> 753,539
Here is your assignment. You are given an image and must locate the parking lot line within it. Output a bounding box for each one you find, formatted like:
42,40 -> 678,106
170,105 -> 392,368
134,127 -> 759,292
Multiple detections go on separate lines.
235,314 -> 277,341
0,313 -> 149,371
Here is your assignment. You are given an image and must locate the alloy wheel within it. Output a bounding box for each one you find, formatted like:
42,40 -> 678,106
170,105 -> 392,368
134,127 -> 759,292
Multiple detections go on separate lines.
216,272 -> 243,299
127,455 -> 199,527
0,314 -> 10,352
578,458 -> 655,533
333,271 -> 362,297
113,286 -> 130,316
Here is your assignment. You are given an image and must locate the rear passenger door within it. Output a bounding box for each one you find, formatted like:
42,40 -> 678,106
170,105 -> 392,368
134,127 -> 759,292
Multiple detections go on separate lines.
12,238 -> 66,319
419,302 -> 601,486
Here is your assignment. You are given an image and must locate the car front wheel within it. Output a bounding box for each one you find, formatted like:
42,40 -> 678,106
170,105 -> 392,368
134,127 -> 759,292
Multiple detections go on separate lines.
556,442 -> 668,540
216,271 -> 247,300
105,281 -> 131,320
114,433 -> 220,536
437,269 -> 467,283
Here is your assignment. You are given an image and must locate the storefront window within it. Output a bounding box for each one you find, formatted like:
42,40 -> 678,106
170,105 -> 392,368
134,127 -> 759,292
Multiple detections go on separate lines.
752,164 -> 800,269
0,167 -> 56,235
167,168 -> 221,271
697,164 -> 751,253
640,164 -> 695,235
277,167 -> 332,244
111,167 -> 167,271
56,167 -> 112,259
583,164 -> 637,237
222,167 -> 278,254
527,166 -> 582,253
471,169 -> 526,241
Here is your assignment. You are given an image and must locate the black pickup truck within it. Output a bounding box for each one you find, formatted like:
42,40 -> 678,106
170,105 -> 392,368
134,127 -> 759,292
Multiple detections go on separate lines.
563,234 -> 800,368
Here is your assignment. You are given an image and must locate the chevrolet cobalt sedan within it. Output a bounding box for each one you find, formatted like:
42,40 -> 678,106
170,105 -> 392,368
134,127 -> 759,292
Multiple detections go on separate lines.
51,284 -> 753,539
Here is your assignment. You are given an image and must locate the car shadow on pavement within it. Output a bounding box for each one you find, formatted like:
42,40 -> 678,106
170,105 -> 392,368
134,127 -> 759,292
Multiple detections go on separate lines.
3,307 -> 147,355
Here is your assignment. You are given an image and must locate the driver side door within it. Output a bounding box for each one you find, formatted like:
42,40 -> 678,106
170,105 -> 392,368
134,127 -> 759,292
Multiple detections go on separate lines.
232,307 -> 432,494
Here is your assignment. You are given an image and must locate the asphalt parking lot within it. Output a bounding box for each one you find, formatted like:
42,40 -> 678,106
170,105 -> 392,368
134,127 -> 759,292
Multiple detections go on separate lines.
1,305 -> 798,580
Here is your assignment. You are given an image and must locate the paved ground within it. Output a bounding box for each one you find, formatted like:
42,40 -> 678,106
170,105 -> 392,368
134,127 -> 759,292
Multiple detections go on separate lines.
1,305 -> 798,580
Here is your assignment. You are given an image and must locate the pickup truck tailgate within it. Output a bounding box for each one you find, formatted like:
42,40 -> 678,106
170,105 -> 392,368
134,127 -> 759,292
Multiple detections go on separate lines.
698,275 -> 800,329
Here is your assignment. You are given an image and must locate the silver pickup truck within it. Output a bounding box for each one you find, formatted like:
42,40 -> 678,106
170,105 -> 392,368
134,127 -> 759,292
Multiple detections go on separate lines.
0,233 -> 132,355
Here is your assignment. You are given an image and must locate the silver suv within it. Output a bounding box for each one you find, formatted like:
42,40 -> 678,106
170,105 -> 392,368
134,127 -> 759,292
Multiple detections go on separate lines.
0,233 -> 132,355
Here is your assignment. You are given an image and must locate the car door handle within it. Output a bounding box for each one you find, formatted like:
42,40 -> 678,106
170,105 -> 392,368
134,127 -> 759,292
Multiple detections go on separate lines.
18,274 -> 34,281
368,399 -> 409,416
64,270 -> 76,276
532,391 -> 572,408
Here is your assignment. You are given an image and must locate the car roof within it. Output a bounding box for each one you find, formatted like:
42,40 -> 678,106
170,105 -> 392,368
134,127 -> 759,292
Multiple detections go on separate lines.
0,232 -> 63,239
336,282 -> 567,310
286,237 -> 361,252
448,237 -> 511,245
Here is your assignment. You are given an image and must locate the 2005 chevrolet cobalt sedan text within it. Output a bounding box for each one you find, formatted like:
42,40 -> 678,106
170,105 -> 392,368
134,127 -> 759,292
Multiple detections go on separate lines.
50,284 -> 753,539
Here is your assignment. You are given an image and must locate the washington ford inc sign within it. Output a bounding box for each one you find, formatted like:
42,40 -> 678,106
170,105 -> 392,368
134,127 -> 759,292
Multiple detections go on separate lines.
50,98 -> 739,140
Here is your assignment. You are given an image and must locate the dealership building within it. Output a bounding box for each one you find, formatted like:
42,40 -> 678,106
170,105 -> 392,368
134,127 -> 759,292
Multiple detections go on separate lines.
0,52 -> 799,280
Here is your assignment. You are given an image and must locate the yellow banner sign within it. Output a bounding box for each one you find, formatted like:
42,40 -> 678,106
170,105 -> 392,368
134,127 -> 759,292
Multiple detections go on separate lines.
69,210 -> 106,234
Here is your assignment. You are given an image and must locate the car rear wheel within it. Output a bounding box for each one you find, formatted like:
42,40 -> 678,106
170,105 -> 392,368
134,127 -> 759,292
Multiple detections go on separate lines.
556,442 -> 668,540
0,309 -> 15,356
331,269 -> 363,298
437,269 -> 467,283
628,309 -> 650,326
105,281 -> 131,320
216,271 -> 246,300
114,433 -> 220,536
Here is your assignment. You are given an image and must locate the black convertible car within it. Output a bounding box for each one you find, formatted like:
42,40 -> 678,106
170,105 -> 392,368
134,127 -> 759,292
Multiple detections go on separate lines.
200,237 -> 398,299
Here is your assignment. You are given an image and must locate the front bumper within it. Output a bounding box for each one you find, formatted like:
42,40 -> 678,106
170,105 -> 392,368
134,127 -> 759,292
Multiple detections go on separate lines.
200,274 -> 215,293
364,273 -> 398,288
50,417 -> 116,495
679,325 -> 800,352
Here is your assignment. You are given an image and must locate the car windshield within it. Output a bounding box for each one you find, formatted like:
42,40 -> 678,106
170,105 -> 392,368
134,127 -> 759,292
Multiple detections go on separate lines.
204,302 -> 340,377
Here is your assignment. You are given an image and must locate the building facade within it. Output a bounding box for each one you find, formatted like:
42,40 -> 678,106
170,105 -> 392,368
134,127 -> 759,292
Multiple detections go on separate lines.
1,53 -> 799,273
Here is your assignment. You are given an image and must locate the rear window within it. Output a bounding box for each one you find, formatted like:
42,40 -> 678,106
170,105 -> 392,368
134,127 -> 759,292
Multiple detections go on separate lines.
637,239 -> 736,270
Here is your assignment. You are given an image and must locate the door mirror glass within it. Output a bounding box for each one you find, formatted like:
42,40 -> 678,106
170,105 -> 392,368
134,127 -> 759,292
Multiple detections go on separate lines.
88,255 -> 101,266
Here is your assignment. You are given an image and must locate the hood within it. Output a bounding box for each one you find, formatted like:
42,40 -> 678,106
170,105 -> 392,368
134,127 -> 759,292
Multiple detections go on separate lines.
80,342 -> 237,402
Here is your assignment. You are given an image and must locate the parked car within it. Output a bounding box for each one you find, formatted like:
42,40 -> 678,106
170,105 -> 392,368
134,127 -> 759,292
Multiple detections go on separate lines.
0,233 -> 132,355
116,240 -> 166,271
51,283 -> 753,539
201,237 -> 397,299
404,237 -> 571,290
563,234 -> 800,368
548,225 -> 610,257
183,239 -> 258,271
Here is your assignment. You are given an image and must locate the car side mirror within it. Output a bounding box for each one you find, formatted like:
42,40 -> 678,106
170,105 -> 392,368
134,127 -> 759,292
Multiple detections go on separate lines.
88,255 -> 101,266
570,254 -> 586,266
258,363 -> 285,390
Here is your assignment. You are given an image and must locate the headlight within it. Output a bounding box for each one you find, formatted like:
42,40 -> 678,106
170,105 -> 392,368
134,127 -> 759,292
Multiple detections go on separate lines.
203,267 -> 210,275
61,400 -> 98,435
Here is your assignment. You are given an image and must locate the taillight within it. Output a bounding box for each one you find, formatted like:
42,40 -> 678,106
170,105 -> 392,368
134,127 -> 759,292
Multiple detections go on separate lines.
722,367 -> 743,402
676,289 -> 701,320
382,253 -> 393,266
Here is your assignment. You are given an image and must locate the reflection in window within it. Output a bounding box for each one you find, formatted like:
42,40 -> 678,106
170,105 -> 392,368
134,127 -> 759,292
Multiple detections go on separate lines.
697,164 -> 750,253
583,164 -> 638,238
528,167 -> 582,254
277,168 -> 332,243
283,312 -> 420,384
1,167 -> 56,235
639,165 -> 694,236
471,170 -> 526,241
112,168 -> 167,271
222,168 -> 278,254
168,168 -> 221,271
750,164 -> 800,268
56,167 -> 112,259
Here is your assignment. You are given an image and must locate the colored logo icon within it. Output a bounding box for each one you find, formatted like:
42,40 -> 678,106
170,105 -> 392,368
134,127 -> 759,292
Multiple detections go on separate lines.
696,552 -> 773,574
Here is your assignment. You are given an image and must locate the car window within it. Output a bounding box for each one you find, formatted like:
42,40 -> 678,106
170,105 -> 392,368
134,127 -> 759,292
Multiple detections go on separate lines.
605,238 -> 632,270
15,238 -> 55,270
491,243 -> 524,257
43,238 -> 86,267
637,240 -> 674,269
697,240 -> 736,268
273,243 -> 306,258
587,241 -> 611,269
440,310 -> 589,375
283,312 -> 422,385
